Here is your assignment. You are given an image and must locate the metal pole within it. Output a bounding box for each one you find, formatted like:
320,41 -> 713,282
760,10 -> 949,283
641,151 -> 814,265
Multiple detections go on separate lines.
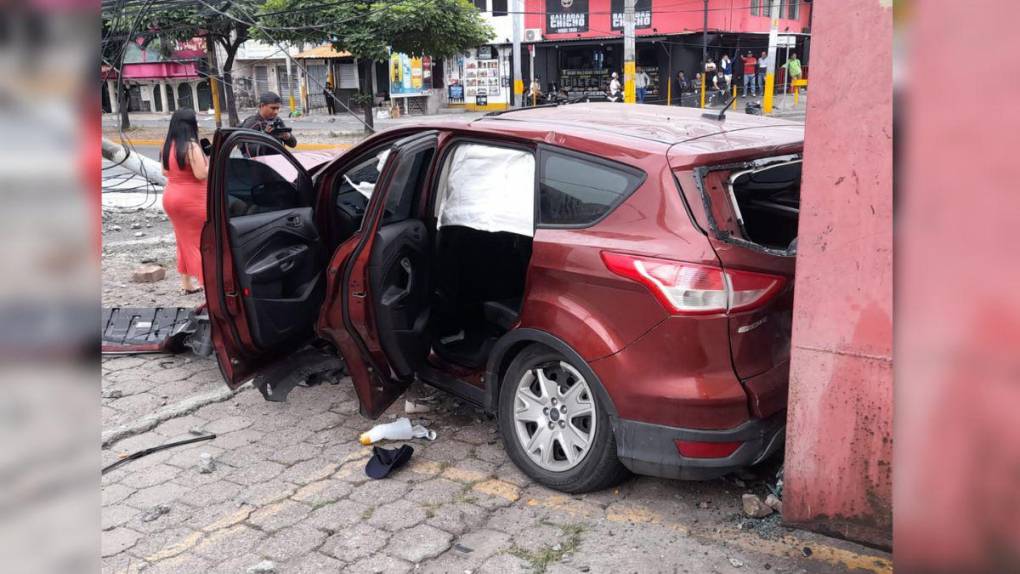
762,0 -> 780,114
624,0 -> 635,103
702,0 -> 708,67
512,0 -> 523,107
529,44 -> 535,106
285,51 -> 296,116
205,35 -> 222,128
783,42 -> 790,109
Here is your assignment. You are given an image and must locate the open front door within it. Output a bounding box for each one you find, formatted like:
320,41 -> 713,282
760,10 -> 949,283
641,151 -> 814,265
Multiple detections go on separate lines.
324,131 -> 439,418
202,129 -> 326,387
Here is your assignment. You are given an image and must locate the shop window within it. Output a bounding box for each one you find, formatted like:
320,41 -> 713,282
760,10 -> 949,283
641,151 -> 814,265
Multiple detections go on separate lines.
539,150 -> 644,227
492,0 -> 507,16
750,0 -> 760,16
787,0 -> 799,20
472,0 -> 486,10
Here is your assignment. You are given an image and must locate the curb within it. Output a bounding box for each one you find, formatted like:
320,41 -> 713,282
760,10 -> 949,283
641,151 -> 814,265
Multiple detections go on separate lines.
102,383 -> 249,449
116,138 -> 354,151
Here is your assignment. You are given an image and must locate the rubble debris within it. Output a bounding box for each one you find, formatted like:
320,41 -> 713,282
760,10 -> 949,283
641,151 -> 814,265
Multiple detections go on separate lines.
131,264 -> 165,283
729,557 -> 744,568
133,232 -> 145,238
764,494 -> 783,513
405,399 -> 433,414
698,501 -> 710,509
141,504 -> 171,522
246,560 -> 276,574
453,544 -> 474,554
741,494 -> 774,518
111,225 -> 122,232
102,389 -> 124,400
198,452 -> 216,474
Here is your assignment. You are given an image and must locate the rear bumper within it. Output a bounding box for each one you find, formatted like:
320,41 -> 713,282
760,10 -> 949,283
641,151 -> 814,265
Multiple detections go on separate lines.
614,410 -> 787,480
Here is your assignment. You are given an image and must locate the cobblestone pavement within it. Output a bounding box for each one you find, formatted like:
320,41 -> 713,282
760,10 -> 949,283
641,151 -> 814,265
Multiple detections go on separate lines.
102,353 -> 890,574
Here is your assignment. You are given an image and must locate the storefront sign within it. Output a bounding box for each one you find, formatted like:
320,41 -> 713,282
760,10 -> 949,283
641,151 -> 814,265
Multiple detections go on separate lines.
448,83 -> 465,102
389,52 -> 432,96
476,92 -> 488,106
610,0 -> 652,31
546,0 -> 588,34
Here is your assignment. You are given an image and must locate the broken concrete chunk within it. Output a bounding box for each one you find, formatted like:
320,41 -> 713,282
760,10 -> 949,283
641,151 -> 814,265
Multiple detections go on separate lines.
130,222 -> 142,230
141,504 -> 171,522
102,389 -> 124,400
246,560 -> 276,574
111,225 -> 122,232
131,264 -> 165,283
729,557 -> 744,568
405,399 -> 432,414
764,493 -> 783,513
741,494 -> 774,518
698,501 -> 710,509
198,452 -> 216,474
133,232 -> 146,238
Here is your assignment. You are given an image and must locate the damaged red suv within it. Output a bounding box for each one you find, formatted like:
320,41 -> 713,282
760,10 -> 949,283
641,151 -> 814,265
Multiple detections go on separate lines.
202,104 -> 802,493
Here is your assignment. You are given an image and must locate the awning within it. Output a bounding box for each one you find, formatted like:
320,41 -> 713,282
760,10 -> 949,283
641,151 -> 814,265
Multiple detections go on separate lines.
295,45 -> 352,59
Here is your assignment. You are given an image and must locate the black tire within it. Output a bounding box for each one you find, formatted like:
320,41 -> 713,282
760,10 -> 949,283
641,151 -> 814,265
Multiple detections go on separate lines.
498,344 -> 630,493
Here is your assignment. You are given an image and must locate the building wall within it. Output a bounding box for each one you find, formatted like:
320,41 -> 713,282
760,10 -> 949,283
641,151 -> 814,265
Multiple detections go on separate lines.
524,0 -> 811,40
783,0 -> 893,549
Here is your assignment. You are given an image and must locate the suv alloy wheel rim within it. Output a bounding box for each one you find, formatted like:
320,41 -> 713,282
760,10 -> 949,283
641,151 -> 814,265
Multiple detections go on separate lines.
512,361 -> 597,472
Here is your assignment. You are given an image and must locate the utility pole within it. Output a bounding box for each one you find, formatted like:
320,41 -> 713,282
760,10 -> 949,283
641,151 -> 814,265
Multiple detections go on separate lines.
285,49 -> 296,116
762,0 -> 781,114
205,34 -> 222,128
512,0 -> 523,107
702,0 -> 708,67
623,0 -> 635,103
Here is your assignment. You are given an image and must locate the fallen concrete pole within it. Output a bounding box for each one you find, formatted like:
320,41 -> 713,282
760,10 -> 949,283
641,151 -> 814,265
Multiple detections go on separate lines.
102,137 -> 167,187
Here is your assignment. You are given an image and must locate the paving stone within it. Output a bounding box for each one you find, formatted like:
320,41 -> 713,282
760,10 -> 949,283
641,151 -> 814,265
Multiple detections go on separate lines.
119,464 -> 182,489
452,528 -> 513,560
123,482 -> 191,510
258,427 -> 315,449
508,523 -> 563,553
259,523 -> 329,562
164,444 -> 225,469
102,483 -> 135,506
102,527 -> 142,557
211,428 -> 267,450
101,553 -> 143,574
235,479 -> 297,507
426,502 -> 490,537
247,500 -> 313,532
419,439 -> 474,464
306,498 -> 370,532
320,523 -> 389,562
283,551 -> 347,573
228,461 -> 286,486
266,442 -> 322,466
143,553 -> 213,574
486,504 -> 551,535
494,462 -> 533,488
386,524 -> 453,563
477,553 -> 531,574
184,479 -> 244,507
292,479 -> 353,507
298,412 -> 345,432
472,479 -> 521,510
207,555 -> 264,574
278,458 -> 338,486
102,505 -> 139,531
192,525 -> 264,561
452,424 -> 497,445
203,415 -> 255,435
474,442 -> 509,465
346,553 -> 413,574
348,477 -> 411,505
405,478 -> 465,506
217,443 -> 276,468
333,459 -> 373,485
184,502 -> 255,533
441,458 -> 497,484
367,499 -> 428,532
126,526 -> 196,559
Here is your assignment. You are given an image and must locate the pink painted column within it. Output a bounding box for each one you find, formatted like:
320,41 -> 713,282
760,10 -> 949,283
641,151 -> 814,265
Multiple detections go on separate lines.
783,0 -> 893,548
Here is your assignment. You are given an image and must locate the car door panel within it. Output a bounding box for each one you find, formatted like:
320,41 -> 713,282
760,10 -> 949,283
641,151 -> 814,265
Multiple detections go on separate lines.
227,207 -> 325,350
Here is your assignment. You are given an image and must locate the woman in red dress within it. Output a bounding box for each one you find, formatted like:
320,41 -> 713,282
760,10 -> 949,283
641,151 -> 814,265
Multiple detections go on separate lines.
161,108 -> 208,294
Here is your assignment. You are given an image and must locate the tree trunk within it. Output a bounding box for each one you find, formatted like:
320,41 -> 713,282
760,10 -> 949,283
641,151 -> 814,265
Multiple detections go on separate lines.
219,35 -> 243,127
118,82 -> 130,130
360,59 -> 374,131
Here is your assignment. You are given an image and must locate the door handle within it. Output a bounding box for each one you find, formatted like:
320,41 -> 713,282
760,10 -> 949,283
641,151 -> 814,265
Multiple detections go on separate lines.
285,214 -> 303,228
399,257 -> 414,294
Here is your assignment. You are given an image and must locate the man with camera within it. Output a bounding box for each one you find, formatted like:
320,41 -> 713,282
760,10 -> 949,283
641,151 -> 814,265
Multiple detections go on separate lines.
241,92 -> 298,150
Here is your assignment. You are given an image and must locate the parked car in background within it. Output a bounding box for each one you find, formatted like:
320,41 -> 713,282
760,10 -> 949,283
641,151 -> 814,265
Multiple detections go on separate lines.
203,104 -> 804,493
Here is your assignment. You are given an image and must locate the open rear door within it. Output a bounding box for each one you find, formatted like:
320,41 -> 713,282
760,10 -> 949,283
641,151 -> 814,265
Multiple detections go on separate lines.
321,131 -> 439,418
202,129 -> 326,387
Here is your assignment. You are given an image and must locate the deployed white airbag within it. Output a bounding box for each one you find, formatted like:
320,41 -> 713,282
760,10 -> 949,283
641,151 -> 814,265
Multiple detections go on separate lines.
435,144 -> 535,237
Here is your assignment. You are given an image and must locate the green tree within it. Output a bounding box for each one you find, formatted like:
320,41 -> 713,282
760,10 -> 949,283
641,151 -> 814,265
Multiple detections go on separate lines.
102,0 -> 261,127
259,0 -> 494,128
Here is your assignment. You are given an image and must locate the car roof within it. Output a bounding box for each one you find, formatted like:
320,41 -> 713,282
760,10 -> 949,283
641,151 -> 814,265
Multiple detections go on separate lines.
384,103 -> 803,168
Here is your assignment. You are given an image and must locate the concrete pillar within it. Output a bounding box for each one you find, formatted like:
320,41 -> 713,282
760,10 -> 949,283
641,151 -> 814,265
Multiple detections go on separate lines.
191,82 -> 200,111
783,0 -> 892,549
162,83 -> 171,114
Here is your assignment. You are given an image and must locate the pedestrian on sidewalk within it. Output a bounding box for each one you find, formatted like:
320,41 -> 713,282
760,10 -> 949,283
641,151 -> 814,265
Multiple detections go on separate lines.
635,68 -> 650,103
757,51 -> 769,96
720,54 -> 733,88
529,78 -> 542,105
781,52 -> 803,92
323,80 -> 336,115
675,71 -> 690,105
160,108 -> 207,295
241,92 -> 298,149
608,72 -> 622,102
741,51 -> 758,97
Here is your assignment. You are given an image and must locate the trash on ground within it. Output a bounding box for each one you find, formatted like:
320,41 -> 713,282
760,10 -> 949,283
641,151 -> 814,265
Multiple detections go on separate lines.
141,504 -> 171,522
359,417 -> 436,445
764,493 -> 783,513
198,452 -> 216,474
729,557 -> 744,568
453,544 -> 474,554
741,493 -> 774,518
365,445 -> 414,479
246,560 -> 276,574
404,399 -> 433,414
102,432 -> 216,474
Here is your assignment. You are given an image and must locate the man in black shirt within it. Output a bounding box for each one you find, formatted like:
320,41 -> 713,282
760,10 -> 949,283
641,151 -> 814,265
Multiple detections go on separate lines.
241,92 -> 298,148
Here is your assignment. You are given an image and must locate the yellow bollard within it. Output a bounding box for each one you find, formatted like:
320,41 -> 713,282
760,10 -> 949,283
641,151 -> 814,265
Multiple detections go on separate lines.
700,75 -> 706,109
732,84 -> 737,110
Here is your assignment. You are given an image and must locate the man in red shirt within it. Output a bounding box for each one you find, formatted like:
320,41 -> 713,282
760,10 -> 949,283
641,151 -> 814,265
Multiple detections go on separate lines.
741,51 -> 758,97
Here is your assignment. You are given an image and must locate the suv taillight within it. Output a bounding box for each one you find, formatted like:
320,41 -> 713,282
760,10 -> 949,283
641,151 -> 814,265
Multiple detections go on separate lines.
600,251 -> 785,315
